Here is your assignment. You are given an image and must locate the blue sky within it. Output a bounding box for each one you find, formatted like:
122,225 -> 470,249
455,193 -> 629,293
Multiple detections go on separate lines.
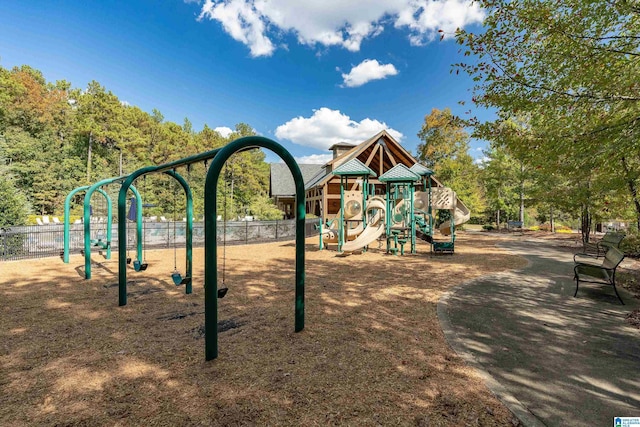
0,0 -> 491,164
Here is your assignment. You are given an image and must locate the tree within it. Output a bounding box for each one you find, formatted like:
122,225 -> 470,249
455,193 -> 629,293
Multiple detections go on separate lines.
73,81 -> 126,182
0,153 -> 30,227
454,0 -> 640,234
417,108 -> 485,219
416,108 -> 469,169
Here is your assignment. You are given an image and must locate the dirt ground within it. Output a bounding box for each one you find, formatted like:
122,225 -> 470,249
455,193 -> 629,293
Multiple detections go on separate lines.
0,231 -> 569,426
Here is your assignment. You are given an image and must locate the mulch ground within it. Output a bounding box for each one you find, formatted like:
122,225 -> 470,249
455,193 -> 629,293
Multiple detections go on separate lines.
0,232 -> 571,426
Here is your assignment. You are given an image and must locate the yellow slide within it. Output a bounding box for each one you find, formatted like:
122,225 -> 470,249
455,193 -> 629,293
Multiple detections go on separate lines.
341,197 -> 386,253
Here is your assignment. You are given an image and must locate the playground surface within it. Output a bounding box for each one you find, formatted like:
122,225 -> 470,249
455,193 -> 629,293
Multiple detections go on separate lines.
440,233 -> 640,427
1,232 -> 638,425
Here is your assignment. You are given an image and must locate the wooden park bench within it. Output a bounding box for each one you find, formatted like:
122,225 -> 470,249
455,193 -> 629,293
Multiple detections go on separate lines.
573,246 -> 626,304
507,220 -> 523,232
582,231 -> 625,258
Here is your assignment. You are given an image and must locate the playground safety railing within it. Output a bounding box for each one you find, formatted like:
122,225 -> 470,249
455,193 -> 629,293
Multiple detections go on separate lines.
0,218 -> 319,261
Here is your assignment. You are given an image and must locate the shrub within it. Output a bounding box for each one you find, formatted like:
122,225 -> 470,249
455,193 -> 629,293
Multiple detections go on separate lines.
621,234 -> 640,256
482,224 -> 495,231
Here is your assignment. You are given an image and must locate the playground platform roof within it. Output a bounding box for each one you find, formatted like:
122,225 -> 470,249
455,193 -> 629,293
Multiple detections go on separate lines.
331,158 -> 376,177
379,164 -> 421,183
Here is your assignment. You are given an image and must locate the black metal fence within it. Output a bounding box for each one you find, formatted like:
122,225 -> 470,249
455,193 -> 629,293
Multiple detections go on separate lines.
0,218 -> 319,262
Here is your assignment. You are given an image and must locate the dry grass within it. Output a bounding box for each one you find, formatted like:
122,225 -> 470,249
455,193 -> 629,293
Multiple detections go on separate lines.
1,232 -> 528,426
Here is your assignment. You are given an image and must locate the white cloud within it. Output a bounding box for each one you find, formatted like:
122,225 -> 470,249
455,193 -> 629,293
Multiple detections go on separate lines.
294,154 -> 334,164
275,107 -> 403,150
196,0 -> 484,57
474,155 -> 489,165
341,59 -> 398,88
214,126 -> 234,137
199,0 -> 274,57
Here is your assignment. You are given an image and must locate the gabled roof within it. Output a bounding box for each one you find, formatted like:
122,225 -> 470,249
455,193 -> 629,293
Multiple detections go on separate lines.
379,164 -> 421,182
270,163 -> 323,196
332,158 -> 376,177
305,130 -> 418,190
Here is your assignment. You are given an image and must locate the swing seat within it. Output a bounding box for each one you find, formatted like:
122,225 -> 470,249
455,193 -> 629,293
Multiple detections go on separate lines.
133,260 -> 148,271
126,257 -> 132,264
217,287 -> 228,298
97,241 -> 110,249
171,271 -> 184,286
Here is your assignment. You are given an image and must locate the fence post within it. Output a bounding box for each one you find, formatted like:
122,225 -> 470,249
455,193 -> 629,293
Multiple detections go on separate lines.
245,220 -> 248,244
275,220 -> 278,239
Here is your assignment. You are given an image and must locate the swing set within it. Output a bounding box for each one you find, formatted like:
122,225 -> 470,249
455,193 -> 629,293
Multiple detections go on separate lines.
115,136 -> 306,361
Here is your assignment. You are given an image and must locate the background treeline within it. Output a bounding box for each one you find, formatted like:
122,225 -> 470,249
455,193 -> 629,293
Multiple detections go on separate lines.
0,65 -> 283,227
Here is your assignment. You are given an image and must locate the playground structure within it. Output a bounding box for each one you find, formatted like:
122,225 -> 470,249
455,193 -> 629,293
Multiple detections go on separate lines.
62,136 -> 306,361
320,161 -> 471,255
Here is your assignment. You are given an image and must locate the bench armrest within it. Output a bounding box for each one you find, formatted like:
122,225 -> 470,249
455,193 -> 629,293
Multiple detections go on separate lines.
574,252 -> 600,264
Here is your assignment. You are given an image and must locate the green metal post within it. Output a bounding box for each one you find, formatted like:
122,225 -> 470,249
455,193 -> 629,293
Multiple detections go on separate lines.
318,218 -> 323,251
118,157 -> 207,306
338,176 -> 344,253
428,177 -> 433,253
385,182 -> 391,253
410,184 -> 416,254
204,136 -> 305,361
165,170 -> 193,294
63,186 -> 109,263
83,178 -> 118,279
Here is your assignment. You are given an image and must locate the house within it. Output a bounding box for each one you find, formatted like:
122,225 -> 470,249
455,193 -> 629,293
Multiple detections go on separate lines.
304,130 -> 441,222
269,163 -> 323,219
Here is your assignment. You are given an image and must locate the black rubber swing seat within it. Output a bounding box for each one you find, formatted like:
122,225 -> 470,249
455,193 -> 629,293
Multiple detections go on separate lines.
217,287 -> 228,298
171,271 -> 192,286
133,260 -> 148,271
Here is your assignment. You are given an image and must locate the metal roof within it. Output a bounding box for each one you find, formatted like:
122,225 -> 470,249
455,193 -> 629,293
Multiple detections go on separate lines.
270,163 -> 323,196
409,163 -> 434,176
332,158 -> 377,177
378,164 -> 421,182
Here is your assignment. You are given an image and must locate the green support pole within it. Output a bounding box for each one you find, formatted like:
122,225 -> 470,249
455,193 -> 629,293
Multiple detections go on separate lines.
318,218 -> 323,251
63,186 -> 109,263
165,170 -> 193,294
362,176 -> 368,253
118,159 -> 205,306
204,136 -> 305,361
81,178 -> 142,278
410,184 -> 416,254
385,182 -> 391,253
83,178 -> 117,279
338,176 -> 344,253
428,177 -> 433,253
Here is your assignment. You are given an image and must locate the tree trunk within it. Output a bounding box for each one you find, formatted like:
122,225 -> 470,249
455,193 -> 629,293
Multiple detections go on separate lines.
581,204 -> 591,244
87,131 -> 93,183
496,209 -> 500,230
550,206 -> 555,233
621,157 -> 640,230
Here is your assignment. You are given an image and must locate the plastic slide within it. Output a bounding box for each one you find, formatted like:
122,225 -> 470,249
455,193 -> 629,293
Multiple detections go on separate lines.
440,197 -> 471,236
341,197 -> 386,253
322,216 -> 364,243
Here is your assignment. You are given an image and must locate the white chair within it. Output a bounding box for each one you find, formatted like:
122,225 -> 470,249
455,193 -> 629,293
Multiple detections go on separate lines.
73,219 -> 82,224
160,216 -> 168,222
53,217 -> 61,224
36,218 -> 44,226
42,215 -> 50,224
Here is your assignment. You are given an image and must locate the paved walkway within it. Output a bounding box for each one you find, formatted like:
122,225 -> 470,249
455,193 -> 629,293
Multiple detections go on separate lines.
438,236 -> 640,427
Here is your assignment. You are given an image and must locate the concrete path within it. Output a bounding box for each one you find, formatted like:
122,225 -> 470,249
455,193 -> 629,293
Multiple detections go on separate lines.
438,236 -> 640,427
